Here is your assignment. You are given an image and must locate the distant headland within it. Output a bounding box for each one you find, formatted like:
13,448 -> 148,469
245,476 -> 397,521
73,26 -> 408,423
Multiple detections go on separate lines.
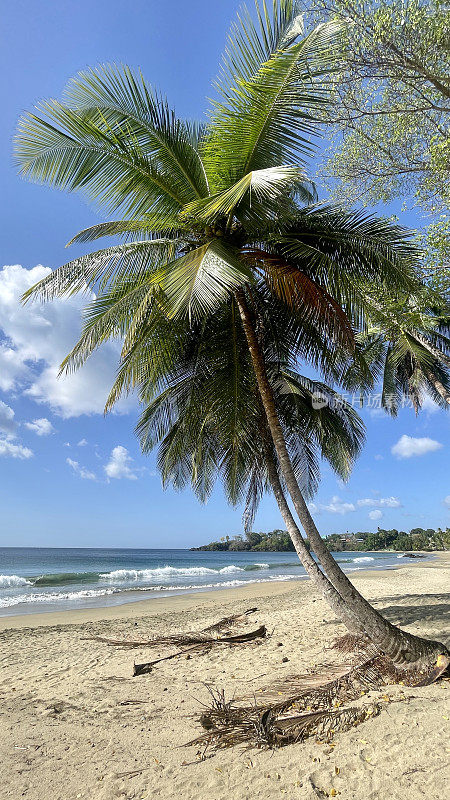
191,526 -> 450,552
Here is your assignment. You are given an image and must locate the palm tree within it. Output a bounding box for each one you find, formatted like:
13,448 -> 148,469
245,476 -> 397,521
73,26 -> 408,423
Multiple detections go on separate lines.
355,289 -> 450,412
16,0 -> 448,668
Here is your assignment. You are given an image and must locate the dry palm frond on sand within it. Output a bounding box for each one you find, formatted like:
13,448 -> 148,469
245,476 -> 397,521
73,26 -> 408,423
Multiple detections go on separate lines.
86,608 -> 259,649
85,608 -> 266,676
133,626 -> 267,676
186,635 -> 448,752
187,686 -> 381,751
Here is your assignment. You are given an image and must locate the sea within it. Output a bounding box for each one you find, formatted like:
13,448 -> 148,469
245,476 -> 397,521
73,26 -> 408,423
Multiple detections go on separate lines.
0,547 -> 430,617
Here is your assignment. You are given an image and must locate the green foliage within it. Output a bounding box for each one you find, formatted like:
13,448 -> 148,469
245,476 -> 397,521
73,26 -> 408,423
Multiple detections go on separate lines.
193,525 -> 448,551
192,528 -> 298,551
324,526 -> 448,552
306,0 -> 450,283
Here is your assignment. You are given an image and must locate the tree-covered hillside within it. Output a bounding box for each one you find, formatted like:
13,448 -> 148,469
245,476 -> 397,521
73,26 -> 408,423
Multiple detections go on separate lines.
192,527 -> 450,552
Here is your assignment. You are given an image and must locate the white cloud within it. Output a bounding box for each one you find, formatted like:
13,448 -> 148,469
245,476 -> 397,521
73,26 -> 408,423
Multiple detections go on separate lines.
321,495 -> 356,515
369,510 -> 383,521
0,264 -> 135,417
444,496 -> 450,510
66,457 -> 96,481
104,445 -> 138,480
374,454 -> 384,461
0,401 -> 17,436
77,438 -> 88,446
24,417 -> 55,436
0,439 -> 33,459
0,345 -> 27,392
391,435 -> 443,459
357,496 -> 402,509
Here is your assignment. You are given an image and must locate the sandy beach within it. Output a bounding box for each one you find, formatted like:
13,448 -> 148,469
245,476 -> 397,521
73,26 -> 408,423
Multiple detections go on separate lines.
1,557 -> 449,800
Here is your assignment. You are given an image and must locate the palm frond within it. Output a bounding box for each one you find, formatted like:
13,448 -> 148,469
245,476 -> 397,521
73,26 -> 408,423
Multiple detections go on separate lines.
15,100 -> 188,219
66,216 -> 186,245
60,279 -> 152,374
181,165 -> 307,224
63,63 -> 209,201
157,240 -> 252,320
215,0 -> 305,100
203,19 -> 344,190
22,239 -> 180,302
272,206 -> 421,306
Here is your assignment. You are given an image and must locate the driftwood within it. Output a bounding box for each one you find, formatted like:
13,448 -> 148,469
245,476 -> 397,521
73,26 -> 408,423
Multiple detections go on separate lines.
133,625 -> 267,676
86,608 -> 258,649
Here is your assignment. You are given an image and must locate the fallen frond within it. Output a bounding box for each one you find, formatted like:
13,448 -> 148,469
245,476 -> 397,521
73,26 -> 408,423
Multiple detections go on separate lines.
186,643 -> 444,752
235,653 -> 434,716
132,626 -> 267,676
186,687 -> 381,751
86,607 -> 258,649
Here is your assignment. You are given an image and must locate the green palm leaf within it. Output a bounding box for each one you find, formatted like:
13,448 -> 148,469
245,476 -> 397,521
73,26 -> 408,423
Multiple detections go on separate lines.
15,100 -> 188,219
181,165 -> 307,224
203,18 -> 344,190
22,239 -> 180,302
66,215 -> 186,245
157,240 -> 253,320
63,64 -> 209,201
215,0 -> 305,100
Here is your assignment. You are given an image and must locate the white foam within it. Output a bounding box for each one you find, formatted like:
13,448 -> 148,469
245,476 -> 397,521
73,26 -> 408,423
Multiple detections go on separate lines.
0,587 -> 119,608
100,565 -> 245,582
0,574 -> 31,588
352,557 -> 375,563
254,563 -> 270,569
218,565 -> 244,574
0,574 -> 308,610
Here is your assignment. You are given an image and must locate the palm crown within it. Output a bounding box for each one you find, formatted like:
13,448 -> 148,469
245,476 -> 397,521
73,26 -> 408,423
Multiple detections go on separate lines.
17,2 -> 419,318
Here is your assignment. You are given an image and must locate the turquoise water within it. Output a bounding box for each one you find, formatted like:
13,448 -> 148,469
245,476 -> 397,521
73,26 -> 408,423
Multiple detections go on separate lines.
0,547 -> 425,616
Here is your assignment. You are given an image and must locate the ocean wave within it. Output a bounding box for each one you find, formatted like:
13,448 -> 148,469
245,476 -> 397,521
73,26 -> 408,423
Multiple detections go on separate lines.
1,563 -> 291,592
99,565 -> 247,582
0,575 -> 304,609
0,574 -> 31,588
32,572 -> 100,587
352,557 -> 375,563
0,587 -> 119,608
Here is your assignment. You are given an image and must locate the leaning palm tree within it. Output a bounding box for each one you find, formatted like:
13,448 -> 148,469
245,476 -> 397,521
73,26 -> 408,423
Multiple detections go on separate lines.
16,1 -> 448,668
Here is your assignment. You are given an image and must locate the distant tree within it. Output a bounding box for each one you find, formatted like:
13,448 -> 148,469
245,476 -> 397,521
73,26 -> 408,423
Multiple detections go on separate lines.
394,534 -> 413,551
228,534 -> 249,550
245,531 -> 263,548
306,0 -> 450,290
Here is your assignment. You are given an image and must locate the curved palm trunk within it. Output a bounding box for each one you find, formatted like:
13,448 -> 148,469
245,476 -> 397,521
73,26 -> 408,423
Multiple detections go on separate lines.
413,333 -> 450,370
263,441 -> 365,633
424,369 -> 450,405
235,288 -> 448,667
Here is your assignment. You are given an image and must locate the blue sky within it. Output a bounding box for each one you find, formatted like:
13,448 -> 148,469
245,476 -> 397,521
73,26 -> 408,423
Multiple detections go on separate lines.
1,0 -> 449,548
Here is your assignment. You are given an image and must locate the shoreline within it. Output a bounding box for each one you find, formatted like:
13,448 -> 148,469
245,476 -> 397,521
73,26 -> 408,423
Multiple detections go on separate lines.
1,553 -> 448,631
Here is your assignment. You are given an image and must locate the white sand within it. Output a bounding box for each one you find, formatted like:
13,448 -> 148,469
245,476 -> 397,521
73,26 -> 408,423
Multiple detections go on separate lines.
0,558 -> 449,799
